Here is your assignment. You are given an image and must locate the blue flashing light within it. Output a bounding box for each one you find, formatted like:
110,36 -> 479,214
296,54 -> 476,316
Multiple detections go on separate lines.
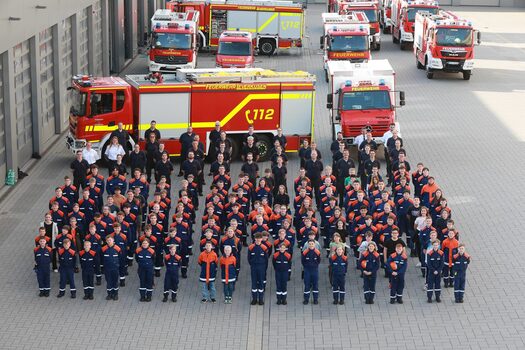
345,80 -> 352,87
379,79 -> 385,86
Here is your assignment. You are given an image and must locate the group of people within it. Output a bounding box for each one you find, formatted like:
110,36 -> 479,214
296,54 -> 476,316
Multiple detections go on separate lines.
34,121 -> 470,306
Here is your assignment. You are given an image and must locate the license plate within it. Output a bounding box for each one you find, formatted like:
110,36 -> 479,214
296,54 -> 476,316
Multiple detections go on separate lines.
447,62 -> 459,65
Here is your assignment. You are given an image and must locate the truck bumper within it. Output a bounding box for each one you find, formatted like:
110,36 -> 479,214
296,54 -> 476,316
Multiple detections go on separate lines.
429,59 -> 473,72
149,61 -> 195,72
66,133 -> 87,154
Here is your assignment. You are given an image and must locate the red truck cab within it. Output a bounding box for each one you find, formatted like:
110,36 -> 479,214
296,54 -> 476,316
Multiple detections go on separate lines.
216,31 -> 255,68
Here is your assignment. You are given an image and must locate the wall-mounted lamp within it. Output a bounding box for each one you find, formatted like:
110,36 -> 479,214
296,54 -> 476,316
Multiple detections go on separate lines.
35,5 -> 47,9
8,17 -> 21,21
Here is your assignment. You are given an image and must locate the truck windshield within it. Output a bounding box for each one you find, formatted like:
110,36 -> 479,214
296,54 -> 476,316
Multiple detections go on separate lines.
330,35 -> 368,52
362,9 -> 378,22
70,89 -> 87,116
342,90 -> 391,110
218,41 -> 251,56
436,28 -> 472,47
153,33 -> 191,50
407,7 -> 438,22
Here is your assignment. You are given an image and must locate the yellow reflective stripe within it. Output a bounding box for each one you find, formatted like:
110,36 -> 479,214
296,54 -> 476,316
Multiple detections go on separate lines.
90,88 -> 127,91
281,92 -> 313,99
85,124 -> 133,132
138,93 -> 280,131
258,13 -> 278,32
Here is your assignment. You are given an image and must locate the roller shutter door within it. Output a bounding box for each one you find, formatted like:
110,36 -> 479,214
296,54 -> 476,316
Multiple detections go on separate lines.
39,27 -> 56,143
61,17 -> 74,130
0,56 -> 6,179
13,40 -> 33,164
93,1 -> 104,76
79,8 -> 89,74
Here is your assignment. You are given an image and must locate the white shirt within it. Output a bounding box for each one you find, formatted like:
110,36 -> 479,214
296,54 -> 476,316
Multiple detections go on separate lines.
83,148 -> 100,165
353,134 -> 366,146
382,130 -> 402,145
105,144 -> 125,161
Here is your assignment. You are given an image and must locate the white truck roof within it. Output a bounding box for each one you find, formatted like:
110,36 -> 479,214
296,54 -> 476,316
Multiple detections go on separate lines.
327,59 -> 395,89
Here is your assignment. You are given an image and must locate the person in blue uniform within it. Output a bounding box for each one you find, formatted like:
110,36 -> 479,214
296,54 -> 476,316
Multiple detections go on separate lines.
302,240 -> 321,305
386,243 -> 408,304
136,239 -> 155,302
57,238 -> 76,299
272,243 -> 292,305
163,244 -> 181,302
359,241 -> 380,304
102,235 -> 121,300
330,246 -> 348,305
34,238 -> 52,297
79,241 -> 98,300
453,243 -> 471,303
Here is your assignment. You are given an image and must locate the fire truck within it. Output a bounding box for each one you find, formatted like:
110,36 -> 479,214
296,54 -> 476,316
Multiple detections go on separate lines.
379,0 -> 393,33
335,1 -> 381,51
66,69 -> 315,162
391,0 -> 439,50
148,9 -> 200,72
320,12 -> 371,82
325,59 -> 405,144
216,31 -> 255,68
414,11 -> 481,80
167,0 -> 305,56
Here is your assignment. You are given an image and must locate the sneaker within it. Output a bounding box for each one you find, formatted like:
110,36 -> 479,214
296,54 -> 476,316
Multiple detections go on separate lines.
277,300 -> 282,305
224,299 -> 229,304
201,299 -> 207,303
339,300 -> 344,305
436,296 -> 441,303
397,298 -> 403,304
333,300 -> 338,305
211,299 -> 216,303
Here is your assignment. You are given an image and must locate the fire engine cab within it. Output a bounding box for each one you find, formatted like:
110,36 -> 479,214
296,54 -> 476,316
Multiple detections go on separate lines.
66,69 -> 316,161
326,60 -> 405,144
149,9 -> 199,72
320,12 -> 371,82
216,31 -> 255,68
414,11 -> 481,80
391,0 -> 439,50
336,1 -> 381,51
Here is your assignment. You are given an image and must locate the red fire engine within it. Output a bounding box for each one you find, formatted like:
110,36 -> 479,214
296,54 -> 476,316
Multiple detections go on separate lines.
148,9 -> 200,72
414,11 -> 481,80
320,12 -> 371,82
66,69 -> 315,161
391,0 -> 439,50
379,0 -> 393,34
167,0 -> 305,55
216,31 -> 255,68
326,60 -> 405,144
334,1 -> 381,51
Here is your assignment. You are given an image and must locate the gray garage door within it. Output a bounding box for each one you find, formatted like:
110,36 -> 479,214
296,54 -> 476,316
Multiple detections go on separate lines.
79,8 -> 90,74
0,56 -> 6,179
39,27 -> 56,143
61,16 -> 74,130
13,40 -> 33,164
454,0 -> 499,5
93,1 -> 104,76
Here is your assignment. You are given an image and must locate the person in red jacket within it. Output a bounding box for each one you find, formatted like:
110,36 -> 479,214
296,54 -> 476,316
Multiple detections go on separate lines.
220,245 -> 237,304
441,229 -> 459,288
198,241 -> 219,303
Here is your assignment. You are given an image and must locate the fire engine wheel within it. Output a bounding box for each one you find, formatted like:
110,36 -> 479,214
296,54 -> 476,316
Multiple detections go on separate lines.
399,40 -> 406,50
392,35 -> 399,44
255,135 -> 272,162
462,71 -> 471,80
382,26 -> 390,34
416,57 -> 424,70
374,43 -> 381,51
426,67 -> 434,80
259,40 -> 276,56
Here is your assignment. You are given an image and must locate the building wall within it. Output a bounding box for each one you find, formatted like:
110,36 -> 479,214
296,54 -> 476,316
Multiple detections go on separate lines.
0,0 -> 160,187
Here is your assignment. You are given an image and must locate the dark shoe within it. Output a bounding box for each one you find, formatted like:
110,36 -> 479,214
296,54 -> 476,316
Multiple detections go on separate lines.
57,292 -> 65,298
455,299 -> 461,303
397,298 -> 403,304
181,273 -> 187,279
96,277 -> 101,286
201,299 -> 207,303
459,299 -> 464,303
277,300 -> 282,305
145,296 -> 151,302
44,291 -> 50,297
74,267 -> 79,273
113,294 -> 119,301
427,298 -> 432,303
211,299 -> 217,303
140,297 -> 146,302
155,270 -> 160,277
370,300 -> 374,304
258,300 -> 264,305
172,296 -> 177,302
333,300 -> 338,305
38,291 -> 44,297
106,295 -> 112,300
339,300 -> 344,305
390,299 -> 396,304
128,261 -> 133,267
83,295 -> 89,300
162,295 -> 168,302
303,300 -> 309,305
89,295 -> 94,300
251,299 -> 257,305
436,296 -> 441,303
282,300 -> 287,305
120,280 -> 125,287
71,292 -> 76,299
313,300 -> 318,305
365,300 -> 370,304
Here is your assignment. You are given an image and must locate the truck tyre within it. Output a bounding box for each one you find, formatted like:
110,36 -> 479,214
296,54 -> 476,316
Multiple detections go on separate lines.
416,56 -> 424,69
255,135 -> 271,162
462,71 -> 471,80
374,43 -> 381,51
426,67 -> 434,80
392,34 -> 399,44
228,136 -> 240,161
382,25 -> 390,34
325,69 -> 329,83
259,40 -> 276,56
399,40 -> 405,50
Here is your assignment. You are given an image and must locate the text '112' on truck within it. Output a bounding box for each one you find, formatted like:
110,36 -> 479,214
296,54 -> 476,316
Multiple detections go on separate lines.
414,11 -> 481,80
66,69 -> 316,162
326,60 -> 405,144
167,0 -> 305,56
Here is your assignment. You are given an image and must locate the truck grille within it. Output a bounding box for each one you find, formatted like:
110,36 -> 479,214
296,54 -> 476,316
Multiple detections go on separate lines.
440,50 -> 467,58
442,59 -> 465,72
154,55 -> 189,65
344,124 -> 390,140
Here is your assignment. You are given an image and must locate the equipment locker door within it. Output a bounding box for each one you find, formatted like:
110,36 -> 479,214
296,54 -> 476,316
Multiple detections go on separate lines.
278,13 -> 302,39
279,90 -> 313,136
227,11 -> 257,33
257,12 -> 279,35
139,92 -> 190,139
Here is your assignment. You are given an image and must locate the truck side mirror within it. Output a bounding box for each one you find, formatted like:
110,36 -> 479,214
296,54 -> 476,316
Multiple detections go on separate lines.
475,31 -> 481,46
320,36 -> 324,49
327,93 -> 333,109
399,91 -> 406,106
